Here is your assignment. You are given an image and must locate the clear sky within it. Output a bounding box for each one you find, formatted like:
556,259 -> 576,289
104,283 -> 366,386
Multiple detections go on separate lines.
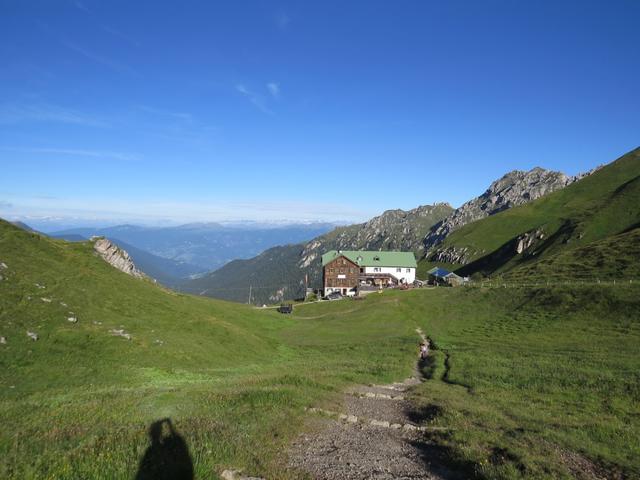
1,0 -> 638,226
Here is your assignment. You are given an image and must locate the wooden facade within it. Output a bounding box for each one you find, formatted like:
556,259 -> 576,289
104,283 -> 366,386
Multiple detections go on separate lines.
323,255 -> 361,295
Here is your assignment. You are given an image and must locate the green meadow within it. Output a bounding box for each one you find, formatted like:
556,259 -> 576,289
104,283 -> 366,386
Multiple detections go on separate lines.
1,220 -> 639,479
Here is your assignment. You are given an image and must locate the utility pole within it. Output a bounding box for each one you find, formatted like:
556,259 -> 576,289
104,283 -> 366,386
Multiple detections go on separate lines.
248,285 -> 252,305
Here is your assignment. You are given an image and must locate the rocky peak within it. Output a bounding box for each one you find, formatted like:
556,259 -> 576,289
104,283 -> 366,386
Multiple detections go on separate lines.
93,237 -> 144,278
423,167 -> 584,252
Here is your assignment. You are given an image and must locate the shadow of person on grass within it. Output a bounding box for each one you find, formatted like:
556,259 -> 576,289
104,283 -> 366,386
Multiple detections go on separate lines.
135,418 -> 194,480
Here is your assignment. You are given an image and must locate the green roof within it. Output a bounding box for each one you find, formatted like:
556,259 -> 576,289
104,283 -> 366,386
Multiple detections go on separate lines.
321,250 -> 417,268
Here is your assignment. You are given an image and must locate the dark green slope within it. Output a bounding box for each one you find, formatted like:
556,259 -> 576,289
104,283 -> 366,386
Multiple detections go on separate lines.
423,147 -> 640,278
182,243 -> 305,304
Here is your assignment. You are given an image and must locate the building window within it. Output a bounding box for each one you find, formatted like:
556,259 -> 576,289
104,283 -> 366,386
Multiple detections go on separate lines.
350,268 -> 354,273
339,268 -> 344,274
396,268 -> 401,272
374,267 -> 381,273
406,268 -> 411,273
329,268 -> 334,273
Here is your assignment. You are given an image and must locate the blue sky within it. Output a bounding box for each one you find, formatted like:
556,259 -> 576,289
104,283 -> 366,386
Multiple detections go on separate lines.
1,0 -> 638,226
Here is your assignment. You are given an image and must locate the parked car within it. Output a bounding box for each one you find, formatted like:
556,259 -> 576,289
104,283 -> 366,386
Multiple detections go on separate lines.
277,303 -> 293,314
323,292 -> 343,301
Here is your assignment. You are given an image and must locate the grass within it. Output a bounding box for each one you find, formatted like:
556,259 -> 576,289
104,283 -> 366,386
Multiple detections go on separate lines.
2,219 -> 639,479
405,286 -> 640,479
0,220 -> 418,479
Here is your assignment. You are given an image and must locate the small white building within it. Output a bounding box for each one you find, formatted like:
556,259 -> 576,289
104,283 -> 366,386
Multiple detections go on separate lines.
321,250 -> 417,296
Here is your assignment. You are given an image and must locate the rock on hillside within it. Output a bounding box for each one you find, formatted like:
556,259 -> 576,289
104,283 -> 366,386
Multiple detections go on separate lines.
423,167 -> 588,255
93,237 -> 144,278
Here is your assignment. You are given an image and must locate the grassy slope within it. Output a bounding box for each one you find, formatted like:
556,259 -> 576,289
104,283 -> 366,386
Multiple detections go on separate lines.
182,243 -> 306,304
505,227 -> 640,281
293,287 -> 640,479
406,287 -> 640,479
0,220 -> 418,479
2,219 -> 639,479
421,147 -> 640,277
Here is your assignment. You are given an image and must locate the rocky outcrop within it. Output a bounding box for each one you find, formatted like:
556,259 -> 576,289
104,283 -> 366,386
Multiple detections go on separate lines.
424,167 -> 590,257
515,228 -> 545,254
430,246 -> 480,265
93,237 -> 144,278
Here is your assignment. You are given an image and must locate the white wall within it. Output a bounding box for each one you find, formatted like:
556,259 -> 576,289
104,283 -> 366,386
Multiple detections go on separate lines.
324,286 -> 357,296
363,266 -> 416,284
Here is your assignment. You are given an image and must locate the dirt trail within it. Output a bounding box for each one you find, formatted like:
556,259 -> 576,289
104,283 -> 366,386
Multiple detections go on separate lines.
288,329 -> 460,480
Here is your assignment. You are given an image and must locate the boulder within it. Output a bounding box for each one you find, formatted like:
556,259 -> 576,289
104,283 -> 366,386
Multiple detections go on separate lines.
26,331 -> 38,341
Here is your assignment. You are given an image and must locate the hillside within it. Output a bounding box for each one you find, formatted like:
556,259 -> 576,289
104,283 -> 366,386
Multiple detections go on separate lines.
422,147 -> 640,278
0,219 -> 419,479
182,203 -> 453,304
422,166 -> 591,254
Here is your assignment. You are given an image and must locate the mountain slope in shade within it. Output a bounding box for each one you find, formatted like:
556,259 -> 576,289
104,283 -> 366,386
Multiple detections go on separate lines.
107,238 -> 205,286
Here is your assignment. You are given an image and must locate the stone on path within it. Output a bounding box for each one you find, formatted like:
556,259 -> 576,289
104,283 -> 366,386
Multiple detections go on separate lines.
27,331 -> 38,341
370,419 -> 390,428
0,336 -> 7,344
67,316 -> 78,323
41,297 -> 52,303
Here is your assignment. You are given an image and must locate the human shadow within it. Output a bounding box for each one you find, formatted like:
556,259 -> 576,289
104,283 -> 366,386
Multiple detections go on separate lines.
135,418 -> 194,480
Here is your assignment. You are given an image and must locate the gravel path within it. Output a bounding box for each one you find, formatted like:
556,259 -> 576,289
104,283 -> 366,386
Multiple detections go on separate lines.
288,329 -> 461,480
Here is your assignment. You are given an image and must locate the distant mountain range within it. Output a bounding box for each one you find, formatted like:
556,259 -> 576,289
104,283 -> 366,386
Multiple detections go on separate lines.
181,149 -> 639,305
46,222 -> 336,285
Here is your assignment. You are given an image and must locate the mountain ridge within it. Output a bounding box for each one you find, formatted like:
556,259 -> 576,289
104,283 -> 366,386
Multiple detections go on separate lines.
184,160 -> 612,304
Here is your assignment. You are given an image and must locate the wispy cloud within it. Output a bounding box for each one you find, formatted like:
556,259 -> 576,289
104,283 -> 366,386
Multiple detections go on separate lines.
267,82 -> 280,99
235,84 -> 273,114
275,11 -> 291,30
2,147 -> 140,162
0,104 -> 108,127
101,25 -> 141,47
0,201 -> 13,209
64,41 -> 137,76
138,105 -> 194,123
